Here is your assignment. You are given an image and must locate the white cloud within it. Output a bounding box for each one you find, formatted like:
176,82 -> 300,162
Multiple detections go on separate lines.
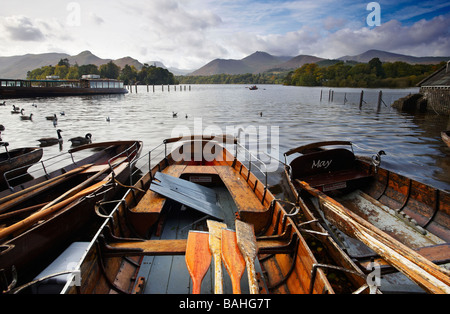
2,15 -> 45,41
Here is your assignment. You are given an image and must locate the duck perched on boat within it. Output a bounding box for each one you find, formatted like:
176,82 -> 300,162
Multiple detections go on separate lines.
69,133 -> 92,146
37,129 -> 63,147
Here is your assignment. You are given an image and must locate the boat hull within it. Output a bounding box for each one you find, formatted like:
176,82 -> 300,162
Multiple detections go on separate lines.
0,141 -> 142,288
61,136 -> 344,295
0,86 -> 128,99
284,141 -> 450,293
0,147 -> 43,189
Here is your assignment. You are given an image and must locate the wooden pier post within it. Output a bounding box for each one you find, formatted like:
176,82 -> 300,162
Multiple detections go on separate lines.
153,85 -> 155,92
320,90 -> 323,102
147,84 -> 149,92
135,84 -> 138,93
359,90 -> 364,109
377,90 -> 382,111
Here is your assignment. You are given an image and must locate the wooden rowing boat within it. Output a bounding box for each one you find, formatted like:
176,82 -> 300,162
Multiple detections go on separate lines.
0,141 -> 142,291
283,141 -> 450,294
37,135 -> 373,295
0,143 -> 43,189
442,131 -> 450,148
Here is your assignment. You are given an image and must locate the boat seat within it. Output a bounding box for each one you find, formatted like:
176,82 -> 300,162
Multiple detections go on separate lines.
290,148 -> 370,191
129,165 -> 187,236
213,165 -> 266,214
103,239 -> 188,256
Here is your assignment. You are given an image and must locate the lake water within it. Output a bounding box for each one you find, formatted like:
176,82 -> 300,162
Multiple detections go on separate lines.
1,84 -> 449,192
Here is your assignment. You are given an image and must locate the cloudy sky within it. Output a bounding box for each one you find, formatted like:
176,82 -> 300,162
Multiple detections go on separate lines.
0,0 -> 449,70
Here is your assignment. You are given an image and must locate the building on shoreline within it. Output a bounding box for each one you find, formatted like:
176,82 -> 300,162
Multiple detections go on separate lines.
417,62 -> 450,115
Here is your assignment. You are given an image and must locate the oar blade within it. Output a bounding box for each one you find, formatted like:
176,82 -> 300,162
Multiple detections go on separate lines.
207,220 -> 227,294
235,220 -> 259,294
222,229 -> 245,294
185,231 -> 212,294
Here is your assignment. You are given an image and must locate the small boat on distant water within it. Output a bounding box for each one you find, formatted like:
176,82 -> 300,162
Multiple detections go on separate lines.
248,85 -> 258,90
442,131 -> 450,148
0,143 -> 43,189
283,140 -> 450,294
0,75 -> 128,99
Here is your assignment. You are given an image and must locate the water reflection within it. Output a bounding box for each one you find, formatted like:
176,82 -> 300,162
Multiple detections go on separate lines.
0,84 -> 448,191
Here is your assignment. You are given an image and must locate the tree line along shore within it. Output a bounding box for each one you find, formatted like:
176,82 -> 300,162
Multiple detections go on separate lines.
26,57 -> 444,89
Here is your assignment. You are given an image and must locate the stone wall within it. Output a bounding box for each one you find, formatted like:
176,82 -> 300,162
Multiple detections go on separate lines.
420,87 -> 450,115
391,88 -> 450,115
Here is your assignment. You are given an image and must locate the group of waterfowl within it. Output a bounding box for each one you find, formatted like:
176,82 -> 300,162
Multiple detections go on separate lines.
2,103 -> 93,148
37,130 -> 92,147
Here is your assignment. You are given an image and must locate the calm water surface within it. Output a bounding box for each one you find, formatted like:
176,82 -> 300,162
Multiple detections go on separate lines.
1,84 -> 449,192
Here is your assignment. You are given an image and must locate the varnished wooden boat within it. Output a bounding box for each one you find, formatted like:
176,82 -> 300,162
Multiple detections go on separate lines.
0,140 -> 142,291
21,135 -> 372,295
0,143 -> 43,189
283,141 -> 450,294
442,131 -> 450,148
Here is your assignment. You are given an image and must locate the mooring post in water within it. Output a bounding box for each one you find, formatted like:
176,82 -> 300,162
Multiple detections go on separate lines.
153,85 -> 155,92
135,84 -> 138,93
168,85 -> 170,92
377,90 -> 382,111
328,89 -> 331,102
359,90 -> 364,109
147,84 -> 149,92
129,85 -> 132,93
331,90 -> 334,102
162,85 -> 164,92
320,90 -> 323,102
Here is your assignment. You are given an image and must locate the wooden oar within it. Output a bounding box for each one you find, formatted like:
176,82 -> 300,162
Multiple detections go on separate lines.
207,220 -> 227,294
38,158 -> 125,212
222,229 -> 246,294
185,231 -> 212,294
235,220 -> 259,294
0,180 -> 107,240
0,164 -> 93,213
298,180 -> 450,294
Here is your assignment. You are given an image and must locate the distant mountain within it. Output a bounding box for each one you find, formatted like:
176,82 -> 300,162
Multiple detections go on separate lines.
0,51 -> 146,79
190,51 -> 294,76
274,55 -> 325,70
338,49 -> 449,64
190,49 -> 449,76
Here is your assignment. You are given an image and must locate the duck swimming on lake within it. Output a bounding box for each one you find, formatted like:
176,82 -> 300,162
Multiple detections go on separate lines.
37,129 -> 63,147
46,114 -> 58,121
11,105 -> 21,114
69,133 -> 92,146
20,112 -> 33,121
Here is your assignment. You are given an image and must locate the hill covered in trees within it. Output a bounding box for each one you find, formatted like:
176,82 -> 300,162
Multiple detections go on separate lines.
27,58 -> 177,85
283,58 -> 444,88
